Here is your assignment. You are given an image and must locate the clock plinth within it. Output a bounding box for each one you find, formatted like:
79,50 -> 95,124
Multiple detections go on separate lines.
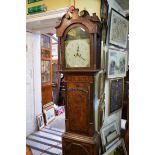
62,132 -> 100,155
56,8 -> 101,155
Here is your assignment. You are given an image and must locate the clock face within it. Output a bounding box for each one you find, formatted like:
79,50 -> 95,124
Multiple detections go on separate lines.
65,26 -> 90,68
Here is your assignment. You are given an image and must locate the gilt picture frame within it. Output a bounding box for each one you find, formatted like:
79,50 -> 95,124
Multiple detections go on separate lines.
107,49 -> 127,79
98,72 -> 106,99
109,8 -> 129,48
108,78 -> 124,115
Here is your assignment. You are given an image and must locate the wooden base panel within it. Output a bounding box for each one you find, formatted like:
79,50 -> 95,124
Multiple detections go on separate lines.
62,132 -> 100,155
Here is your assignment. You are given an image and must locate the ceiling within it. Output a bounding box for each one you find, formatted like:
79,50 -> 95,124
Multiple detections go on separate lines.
26,7 -> 68,34
26,18 -> 58,34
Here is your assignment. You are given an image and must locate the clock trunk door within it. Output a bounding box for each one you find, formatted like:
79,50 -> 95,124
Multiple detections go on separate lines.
67,83 -> 90,134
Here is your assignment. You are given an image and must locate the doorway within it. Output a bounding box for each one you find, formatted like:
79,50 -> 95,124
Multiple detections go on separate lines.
26,7 -> 68,155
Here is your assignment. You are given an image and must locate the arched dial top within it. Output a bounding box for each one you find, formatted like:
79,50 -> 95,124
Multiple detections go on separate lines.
65,26 -> 90,68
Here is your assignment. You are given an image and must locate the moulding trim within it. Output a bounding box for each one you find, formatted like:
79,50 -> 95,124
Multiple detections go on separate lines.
26,7 -> 68,23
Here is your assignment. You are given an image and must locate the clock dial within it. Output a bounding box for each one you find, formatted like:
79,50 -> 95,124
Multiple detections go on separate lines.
65,26 -> 90,68
65,39 -> 90,67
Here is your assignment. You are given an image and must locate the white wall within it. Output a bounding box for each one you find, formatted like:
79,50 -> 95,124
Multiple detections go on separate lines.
26,32 -> 42,136
33,33 -> 42,122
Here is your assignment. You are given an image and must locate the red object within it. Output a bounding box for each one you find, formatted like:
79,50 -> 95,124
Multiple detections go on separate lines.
55,106 -> 64,116
68,5 -> 75,13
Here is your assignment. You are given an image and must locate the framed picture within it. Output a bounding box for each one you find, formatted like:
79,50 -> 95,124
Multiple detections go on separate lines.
98,72 -> 106,99
109,9 -> 129,48
100,121 -> 120,147
107,49 -> 127,79
43,107 -> 55,125
115,0 -> 129,11
37,114 -> 45,130
101,41 -> 106,69
109,78 -> 124,115
102,138 -> 127,155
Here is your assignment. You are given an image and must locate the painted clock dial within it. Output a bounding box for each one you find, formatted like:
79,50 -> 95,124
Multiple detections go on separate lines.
65,26 -> 90,68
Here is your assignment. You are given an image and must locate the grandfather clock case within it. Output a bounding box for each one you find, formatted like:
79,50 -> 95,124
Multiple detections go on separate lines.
56,8 -> 101,155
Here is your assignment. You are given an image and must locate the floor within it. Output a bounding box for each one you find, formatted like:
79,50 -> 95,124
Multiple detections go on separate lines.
26,112 -> 65,155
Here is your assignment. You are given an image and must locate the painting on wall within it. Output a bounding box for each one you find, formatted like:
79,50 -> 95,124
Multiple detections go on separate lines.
109,8 -> 129,48
107,49 -> 127,79
109,78 -> 124,115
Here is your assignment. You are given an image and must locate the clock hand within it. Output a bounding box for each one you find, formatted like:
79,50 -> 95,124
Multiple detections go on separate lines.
75,45 -> 85,61
79,54 -> 86,61
76,45 -> 80,56
77,45 -> 79,52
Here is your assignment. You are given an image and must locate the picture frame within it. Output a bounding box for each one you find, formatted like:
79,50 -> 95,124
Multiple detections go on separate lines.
43,107 -> 55,125
109,78 -> 124,115
100,121 -> 120,147
37,114 -> 45,130
107,49 -> 127,79
101,41 -> 106,69
109,8 -> 129,48
105,137 -> 120,151
98,72 -> 106,99
115,0 -> 129,11
102,138 -> 127,155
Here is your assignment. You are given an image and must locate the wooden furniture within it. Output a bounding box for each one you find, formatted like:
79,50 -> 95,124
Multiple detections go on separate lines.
41,34 -> 53,107
26,145 -> 32,155
56,8 -> 101,155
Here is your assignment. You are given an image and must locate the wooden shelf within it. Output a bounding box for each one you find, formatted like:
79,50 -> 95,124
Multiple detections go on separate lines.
41,34 -> 53,105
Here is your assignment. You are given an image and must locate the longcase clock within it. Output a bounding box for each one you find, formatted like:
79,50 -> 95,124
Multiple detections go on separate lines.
56,8 -> 101,155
